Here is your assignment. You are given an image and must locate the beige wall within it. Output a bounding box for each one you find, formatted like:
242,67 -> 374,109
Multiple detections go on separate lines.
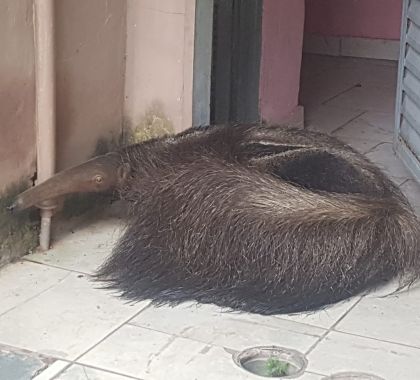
124,0 -> 195,134
55,0 -> 127,170
0,0 -> 36,192
0,0 -> 195,191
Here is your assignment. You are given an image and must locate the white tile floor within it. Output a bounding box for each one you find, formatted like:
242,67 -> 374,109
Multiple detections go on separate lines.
1,55 -> 420,380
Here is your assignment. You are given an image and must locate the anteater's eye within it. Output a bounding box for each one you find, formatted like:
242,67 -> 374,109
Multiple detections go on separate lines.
94,175 -> 103,184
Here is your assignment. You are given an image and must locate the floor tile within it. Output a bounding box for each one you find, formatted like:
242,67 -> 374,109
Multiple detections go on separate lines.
301,54 -> 341,81
304,105 -> 363,134
360,111 -> 395,134
0,273 -> 149,360
333,117 -> 393,153
365,279 -> 405,298
335,285 -> 420,348
28,218 -> 123,275
325,85 -> 396,114
365,143 -> 413,181
275,297 -> 361,329
33,360 -> 69,380
130,302 -> 324,352
147,338 -> 298,380
400,179 -> 420,214
301,56 -> 397,109
335,136 -> 376,154
326,63 -> 398,90
307,331 -> 420,380
79,324 -> 175,379
300,76 -> 355,108
56,364 -> 136,380
0,261 -> 69,316
80,324 -> 275,380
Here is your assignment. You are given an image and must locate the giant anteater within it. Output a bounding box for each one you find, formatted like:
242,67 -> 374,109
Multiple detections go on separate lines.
11,124 -> 420,314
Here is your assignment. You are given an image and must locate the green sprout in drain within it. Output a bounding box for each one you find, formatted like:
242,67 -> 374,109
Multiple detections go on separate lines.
266,358 -> 290,377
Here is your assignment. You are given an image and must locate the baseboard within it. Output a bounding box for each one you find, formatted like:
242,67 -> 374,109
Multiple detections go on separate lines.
303,34 -> 400,61
283,105 -> 304,129
262,106 -> 304,129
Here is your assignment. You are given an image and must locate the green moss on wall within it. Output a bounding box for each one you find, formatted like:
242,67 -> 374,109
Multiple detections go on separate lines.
0,182 -> 39,267
124,102 -> 174,145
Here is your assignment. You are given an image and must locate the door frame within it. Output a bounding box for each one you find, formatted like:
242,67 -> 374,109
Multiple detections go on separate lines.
192,0 -> 214,127
192,0 -> 263,127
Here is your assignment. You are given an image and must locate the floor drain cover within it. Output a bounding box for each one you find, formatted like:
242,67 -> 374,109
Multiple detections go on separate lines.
233,346 -> 307,378
322,372 -> 385,380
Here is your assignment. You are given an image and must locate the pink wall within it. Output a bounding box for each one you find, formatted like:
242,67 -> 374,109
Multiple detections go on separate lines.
305,0 -> 403,40
259,0 -> 305,123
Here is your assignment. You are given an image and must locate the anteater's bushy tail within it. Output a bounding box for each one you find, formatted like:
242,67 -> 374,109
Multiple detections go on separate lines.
95,153 -> 420,314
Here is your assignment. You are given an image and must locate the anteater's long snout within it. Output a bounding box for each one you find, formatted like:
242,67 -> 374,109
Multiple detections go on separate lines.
10,152 -> 127,212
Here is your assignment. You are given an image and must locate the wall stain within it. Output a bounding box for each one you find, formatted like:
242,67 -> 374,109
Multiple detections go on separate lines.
0,181 -> 39,267
0,103 -> 175,266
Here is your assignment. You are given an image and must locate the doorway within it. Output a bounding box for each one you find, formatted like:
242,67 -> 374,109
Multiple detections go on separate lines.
210,0 -> 262,124
192,0 -> 263,127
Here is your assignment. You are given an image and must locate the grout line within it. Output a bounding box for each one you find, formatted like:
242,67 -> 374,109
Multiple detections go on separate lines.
304,296 -> 364,356
50,302 -> 153,380
330,110 -> 366,134
126,316 -> 323,354
125,322 -> 231,350
306,370 -> 328,377
60,362 -> 145,380
128,308 -> 330,335
398,178 -> 411,187
124,321 -> 303,355
321,84 -> 360,105
23,258 -> 92,276
0,272 -> 72,318
330,330 -> 420,351
128,305 -> 331,332
226,314 -> 326,335
273,314 -> 340,331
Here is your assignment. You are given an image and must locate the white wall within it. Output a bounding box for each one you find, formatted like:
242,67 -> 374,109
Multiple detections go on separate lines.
124,0 -> 195,134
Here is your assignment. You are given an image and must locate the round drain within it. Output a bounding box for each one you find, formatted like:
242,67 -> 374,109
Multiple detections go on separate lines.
233,346 -> 307,378
322,372 -> 385,380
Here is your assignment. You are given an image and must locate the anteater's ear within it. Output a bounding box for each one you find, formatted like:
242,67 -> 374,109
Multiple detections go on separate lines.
250,147 -> 383,195
9,152 -> 124,212
117,163 -> 131,182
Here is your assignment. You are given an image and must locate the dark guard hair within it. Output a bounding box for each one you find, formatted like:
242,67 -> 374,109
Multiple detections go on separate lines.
11,124 -> 420,314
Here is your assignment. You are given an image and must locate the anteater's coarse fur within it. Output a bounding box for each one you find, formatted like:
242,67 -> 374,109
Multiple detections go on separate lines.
90,124 -> 420,315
